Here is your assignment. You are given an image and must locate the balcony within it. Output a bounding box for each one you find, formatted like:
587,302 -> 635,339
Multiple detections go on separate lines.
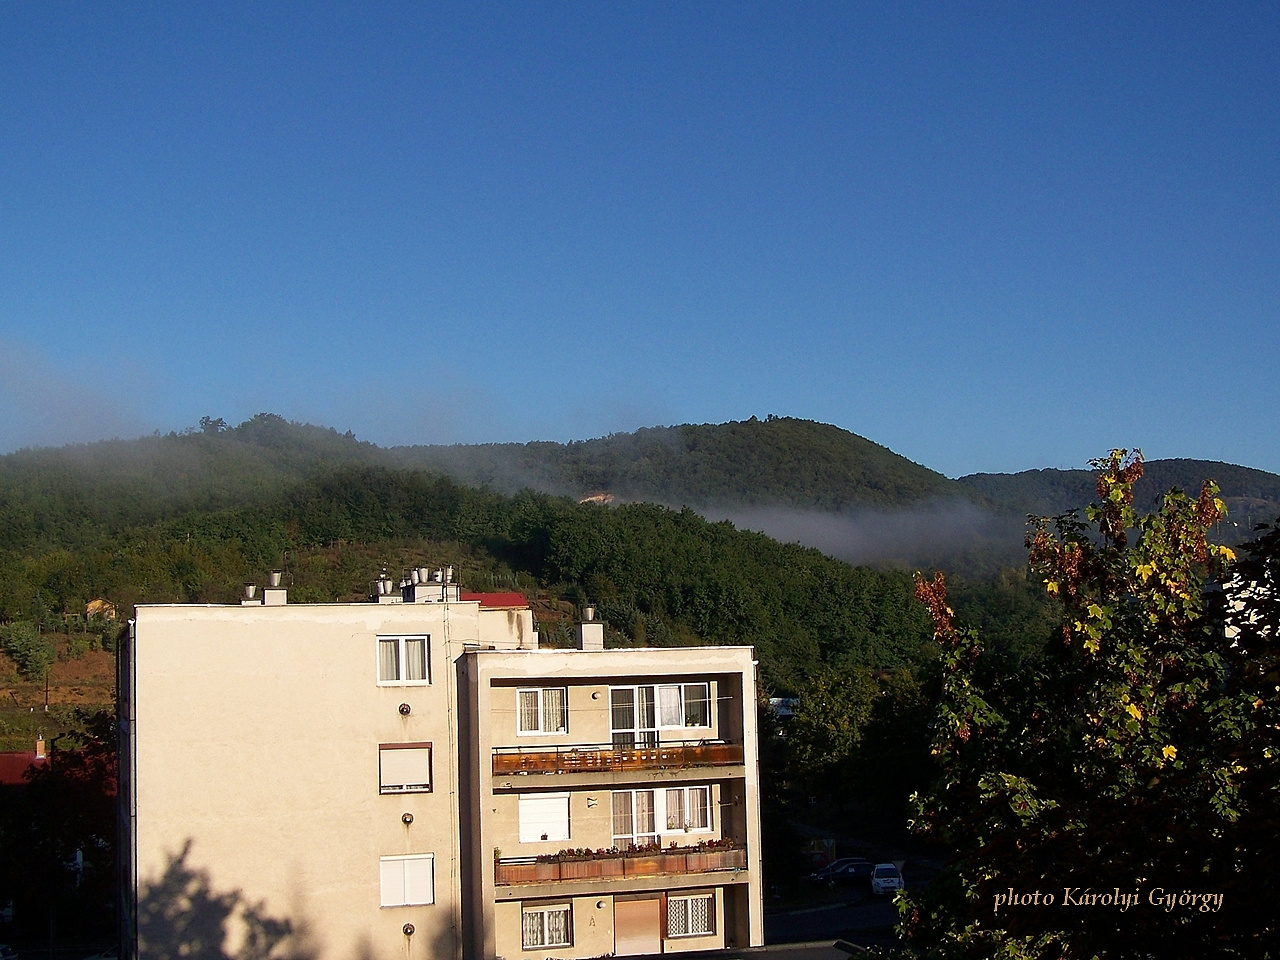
492,740 -> 744,776
495,845 -> 747,886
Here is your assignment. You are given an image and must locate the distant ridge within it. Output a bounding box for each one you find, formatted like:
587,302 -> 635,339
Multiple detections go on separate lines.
1,414 -> 1275,567
958,459 -> 1280,535
388,417 -> 954,509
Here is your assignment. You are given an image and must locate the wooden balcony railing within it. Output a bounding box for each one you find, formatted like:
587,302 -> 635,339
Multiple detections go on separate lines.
492,740 -> 744,776
495,847 -> 747,886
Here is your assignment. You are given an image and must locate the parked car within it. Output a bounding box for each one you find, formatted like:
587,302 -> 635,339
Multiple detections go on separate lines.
810,857 -> 874,886
871,862 -> 904,895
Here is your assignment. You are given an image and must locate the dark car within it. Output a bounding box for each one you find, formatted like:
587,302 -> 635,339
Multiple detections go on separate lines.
809,857 -> 874,885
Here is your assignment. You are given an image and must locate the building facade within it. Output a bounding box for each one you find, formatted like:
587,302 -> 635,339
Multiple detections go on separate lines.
119,574 -> 763,960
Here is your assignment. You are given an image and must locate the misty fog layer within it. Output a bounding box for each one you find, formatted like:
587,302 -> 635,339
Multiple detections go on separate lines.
708,500 -> 1027,572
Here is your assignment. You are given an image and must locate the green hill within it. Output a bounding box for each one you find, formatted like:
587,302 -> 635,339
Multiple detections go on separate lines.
389,416 -> 954,509
958,459 -> 1280,537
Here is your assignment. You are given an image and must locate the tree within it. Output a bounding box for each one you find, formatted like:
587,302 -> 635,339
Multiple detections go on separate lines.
901,451 -> 1278,959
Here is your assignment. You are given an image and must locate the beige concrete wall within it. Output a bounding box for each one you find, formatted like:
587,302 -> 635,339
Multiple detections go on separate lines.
131,601 -> 511,960
478,608 -> 537,650
492,890 -> 725,959
486,679 -> 722,749
487,782 -> 725,856
493,894 -> 616,960
464,647 -> 763,960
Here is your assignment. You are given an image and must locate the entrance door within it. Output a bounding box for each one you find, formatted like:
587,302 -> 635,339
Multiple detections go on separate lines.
614,897 -> 662,956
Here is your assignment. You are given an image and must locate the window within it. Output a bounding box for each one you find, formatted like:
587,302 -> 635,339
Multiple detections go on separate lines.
664,786 -> 711,832
379,854 -> 434,907
613,786 -> 711,844
379,744 -> 432,793
611,683 -> 710,746
657,683 -> 710,728
612,789 -> 658,848
522,904 -> 572,948
378,635 -> 429,685
517,688 -> 567,734
518,793 -> 570,843
667,893 -> 714,938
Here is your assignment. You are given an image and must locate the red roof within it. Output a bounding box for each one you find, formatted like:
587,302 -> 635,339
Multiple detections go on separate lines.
460,591 -> 530,609
0,752 -> 47,786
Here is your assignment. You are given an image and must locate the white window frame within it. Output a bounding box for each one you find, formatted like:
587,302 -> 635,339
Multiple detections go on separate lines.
379,854 -> 434,907
663,785 -> 712,833
611,789 -> 658,848
377,635 -> 430,686
516,687 -> 568,735
667,893 -> 715,938
610,683 -> 711,741
379,743 -> 432,794
522,903 -> 572,948
518,793 -> 571,843
613,786 -> 712,844
656,682 -> 710,729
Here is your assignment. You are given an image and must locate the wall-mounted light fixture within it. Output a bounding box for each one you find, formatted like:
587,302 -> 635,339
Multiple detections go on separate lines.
403,923 -> 415,936
399,703 -> 412,716
402,812 -> 414,825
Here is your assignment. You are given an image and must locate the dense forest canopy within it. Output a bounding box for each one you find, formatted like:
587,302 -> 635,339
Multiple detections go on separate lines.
3,414 -> 1274,574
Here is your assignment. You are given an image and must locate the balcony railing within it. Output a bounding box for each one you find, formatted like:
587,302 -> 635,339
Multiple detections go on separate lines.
495,847 -> 747,886
492,740 -> 744,776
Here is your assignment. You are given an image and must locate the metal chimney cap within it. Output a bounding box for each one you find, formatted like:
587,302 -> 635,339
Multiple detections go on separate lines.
268,570 -> 283,588
583,605 -> 595,621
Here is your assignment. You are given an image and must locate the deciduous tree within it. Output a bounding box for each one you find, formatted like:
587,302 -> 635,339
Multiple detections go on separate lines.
901,451 -> 1278,959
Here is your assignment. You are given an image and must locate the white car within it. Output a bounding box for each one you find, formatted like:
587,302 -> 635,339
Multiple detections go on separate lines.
870,862 -> 904,895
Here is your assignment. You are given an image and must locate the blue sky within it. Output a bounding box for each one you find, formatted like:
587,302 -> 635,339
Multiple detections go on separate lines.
2,2 -> 1277,476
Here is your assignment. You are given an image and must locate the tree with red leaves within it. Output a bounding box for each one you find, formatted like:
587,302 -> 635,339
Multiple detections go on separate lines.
898,451 -> 1278,959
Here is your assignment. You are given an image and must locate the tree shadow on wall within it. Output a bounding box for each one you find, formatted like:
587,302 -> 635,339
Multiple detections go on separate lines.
138,841 -> 319,960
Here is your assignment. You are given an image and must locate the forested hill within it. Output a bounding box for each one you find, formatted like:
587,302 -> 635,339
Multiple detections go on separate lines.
388,417 -> 953,509
0,415 -> 390,550
3,414 -> 1277,565
958,459 -> 1280,535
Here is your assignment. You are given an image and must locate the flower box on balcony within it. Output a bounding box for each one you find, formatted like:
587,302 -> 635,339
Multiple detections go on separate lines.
535,861 -> 559,881
598,857 -> 625,878
659,853 -> 687,873
627,855 -> 662,876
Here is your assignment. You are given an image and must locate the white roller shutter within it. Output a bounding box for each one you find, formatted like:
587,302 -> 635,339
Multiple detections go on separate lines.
519,793 -> 570,842
380,746 -> 431,792
404,855 -> 434,905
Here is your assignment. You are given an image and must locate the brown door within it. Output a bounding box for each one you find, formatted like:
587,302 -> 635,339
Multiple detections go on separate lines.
614,897 -> 662,956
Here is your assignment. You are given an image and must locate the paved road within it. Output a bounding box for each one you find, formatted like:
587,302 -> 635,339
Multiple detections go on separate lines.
765,893 -> 901,951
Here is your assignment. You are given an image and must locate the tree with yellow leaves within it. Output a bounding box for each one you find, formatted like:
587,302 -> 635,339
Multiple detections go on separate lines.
899,451 -> 1277,959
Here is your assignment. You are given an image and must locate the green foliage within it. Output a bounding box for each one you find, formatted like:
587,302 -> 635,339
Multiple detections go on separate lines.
0,620 -> 53,680
0,707 -> 118,940
395,416 -> 957,509
788,668 -> 880,792
902,451 -> 1279,959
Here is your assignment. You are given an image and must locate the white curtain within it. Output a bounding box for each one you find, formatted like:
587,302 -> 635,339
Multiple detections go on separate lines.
542,687 -> 566,732
403,638 -> 426,681
378,638 -> 399,682
519,690 -> 541,732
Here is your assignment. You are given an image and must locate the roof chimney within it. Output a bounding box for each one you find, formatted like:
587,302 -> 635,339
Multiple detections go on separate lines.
263,570 -> 287,606
577,607 -> 604,651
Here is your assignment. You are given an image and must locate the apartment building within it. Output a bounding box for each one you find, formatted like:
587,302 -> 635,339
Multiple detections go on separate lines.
119,571 -> 763,960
